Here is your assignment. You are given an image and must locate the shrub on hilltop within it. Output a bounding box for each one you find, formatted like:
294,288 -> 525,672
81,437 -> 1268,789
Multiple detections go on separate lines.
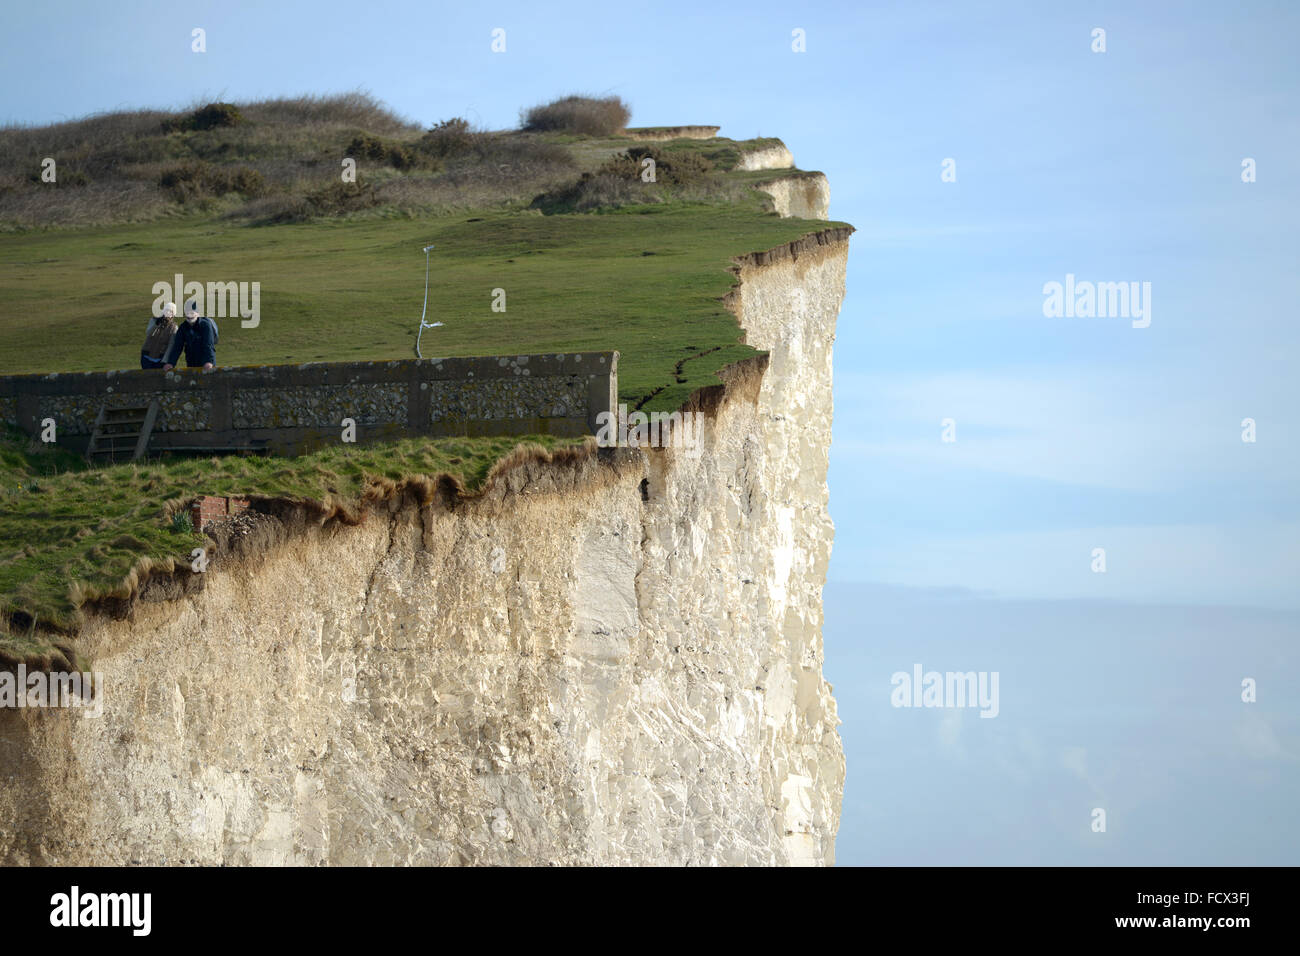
158,161 -> 266,202
521,95 -> 630,136
611,146 -> 714,185
531,143 -> 722,213
345,133 -> 433,171
161,102 -> 244,134
417,118 -> 476,159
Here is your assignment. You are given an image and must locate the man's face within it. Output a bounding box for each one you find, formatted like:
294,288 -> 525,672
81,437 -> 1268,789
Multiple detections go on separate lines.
185,311 -> 198,323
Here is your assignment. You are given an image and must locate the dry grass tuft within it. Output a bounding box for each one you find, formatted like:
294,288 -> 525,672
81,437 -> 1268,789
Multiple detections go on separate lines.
521,95 -> 630,136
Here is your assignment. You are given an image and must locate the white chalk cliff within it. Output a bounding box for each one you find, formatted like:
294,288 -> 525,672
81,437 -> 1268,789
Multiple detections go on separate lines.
0,171 -> 852,866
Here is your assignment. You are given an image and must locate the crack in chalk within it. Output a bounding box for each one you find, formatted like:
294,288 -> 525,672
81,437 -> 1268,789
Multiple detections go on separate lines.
360,508 -> 401,615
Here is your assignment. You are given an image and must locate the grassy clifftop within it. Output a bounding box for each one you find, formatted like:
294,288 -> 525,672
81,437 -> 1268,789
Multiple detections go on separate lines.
0,204 -> 825,412
0,93 -> 849,653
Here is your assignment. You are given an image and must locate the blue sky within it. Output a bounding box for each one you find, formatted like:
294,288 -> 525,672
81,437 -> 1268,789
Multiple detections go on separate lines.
824,582 -> 1300,865
2,0 -> 1296,863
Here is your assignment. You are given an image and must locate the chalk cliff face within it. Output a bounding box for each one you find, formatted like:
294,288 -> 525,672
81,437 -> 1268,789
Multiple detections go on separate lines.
0,225 -> 851,867
758,173 -> 831,220
737,143 -> 796,171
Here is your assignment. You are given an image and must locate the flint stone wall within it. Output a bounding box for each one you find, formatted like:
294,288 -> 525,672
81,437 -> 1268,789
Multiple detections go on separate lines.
0,353 -> 618,456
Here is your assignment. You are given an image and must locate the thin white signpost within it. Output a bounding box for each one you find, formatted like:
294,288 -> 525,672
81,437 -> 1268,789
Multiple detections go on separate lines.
414,244 -> 444,358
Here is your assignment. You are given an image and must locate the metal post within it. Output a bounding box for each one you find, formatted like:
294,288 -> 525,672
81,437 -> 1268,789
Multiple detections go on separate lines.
415,244 -> 443,358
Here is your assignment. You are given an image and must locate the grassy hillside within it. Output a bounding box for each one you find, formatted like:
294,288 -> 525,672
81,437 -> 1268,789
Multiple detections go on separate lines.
0,92 -> 788,230
0,203 -> 823,412
0,93 -> 847,653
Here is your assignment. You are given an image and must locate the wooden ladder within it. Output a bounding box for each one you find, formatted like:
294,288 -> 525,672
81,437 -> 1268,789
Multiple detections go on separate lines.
86,399 -> 159,464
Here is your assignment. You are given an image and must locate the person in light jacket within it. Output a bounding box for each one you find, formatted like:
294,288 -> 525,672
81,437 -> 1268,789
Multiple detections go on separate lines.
163,300 -> 217,370
141,302 -> 177,369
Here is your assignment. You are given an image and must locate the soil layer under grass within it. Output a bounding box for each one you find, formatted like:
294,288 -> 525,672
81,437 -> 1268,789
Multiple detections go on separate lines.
0,425 -> 586,641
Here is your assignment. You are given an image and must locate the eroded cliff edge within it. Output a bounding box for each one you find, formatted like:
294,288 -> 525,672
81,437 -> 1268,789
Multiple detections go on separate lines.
0,227 -> 852,866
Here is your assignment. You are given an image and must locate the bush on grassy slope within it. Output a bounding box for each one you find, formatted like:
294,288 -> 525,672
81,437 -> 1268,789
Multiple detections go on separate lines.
521,94 -> 630,136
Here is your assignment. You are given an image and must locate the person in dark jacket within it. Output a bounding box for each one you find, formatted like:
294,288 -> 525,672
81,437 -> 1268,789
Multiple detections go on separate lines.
163,300 -> 217,370
142,302 -> 177,369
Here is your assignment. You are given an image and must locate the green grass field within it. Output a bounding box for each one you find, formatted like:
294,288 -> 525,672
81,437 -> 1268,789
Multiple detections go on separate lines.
0,198 -> 832,412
